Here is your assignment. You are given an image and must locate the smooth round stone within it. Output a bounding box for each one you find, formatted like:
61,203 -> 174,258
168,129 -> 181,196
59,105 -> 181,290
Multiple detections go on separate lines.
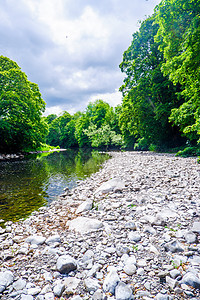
26,235 -> 46,245
103,267 -> 120,294
53,283 -> 65,297
57,255 -> 77,274
137,268 -> 145,276
13,278 -> 26,291
128,231 -> 141,242
124,264 -> 136,275
115,282 -> 133,300
84,278 -> 100,292
46,235 -> 61,245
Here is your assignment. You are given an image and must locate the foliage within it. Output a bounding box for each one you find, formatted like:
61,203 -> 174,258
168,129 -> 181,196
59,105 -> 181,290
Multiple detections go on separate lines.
74,100 -> 122,148
155,0 -> 200,142
84,124 -> 122,148
119,15 -> 184,149
0,56 -> 48,152
175,146 -> 200,157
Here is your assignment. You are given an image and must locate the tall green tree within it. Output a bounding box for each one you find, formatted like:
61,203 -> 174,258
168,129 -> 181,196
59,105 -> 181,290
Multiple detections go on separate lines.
119,15 -> 184,148
155,0 -> 200,142
0,56 -> 47,152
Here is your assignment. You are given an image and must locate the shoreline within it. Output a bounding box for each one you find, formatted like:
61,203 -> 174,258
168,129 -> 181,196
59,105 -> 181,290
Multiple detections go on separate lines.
0,151 -> 200,299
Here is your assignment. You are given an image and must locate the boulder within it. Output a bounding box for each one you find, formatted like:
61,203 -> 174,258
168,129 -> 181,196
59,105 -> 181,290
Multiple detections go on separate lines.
67,217 -> 103,234
95,178 -> 125,194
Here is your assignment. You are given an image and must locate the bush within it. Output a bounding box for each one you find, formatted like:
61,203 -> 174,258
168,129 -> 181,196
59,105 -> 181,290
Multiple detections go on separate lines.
176,146 -> 200,157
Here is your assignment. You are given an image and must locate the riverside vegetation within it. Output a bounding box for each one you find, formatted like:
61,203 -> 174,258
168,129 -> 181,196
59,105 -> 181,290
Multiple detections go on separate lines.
0,0 -> 200,156
0,151 -> 200,299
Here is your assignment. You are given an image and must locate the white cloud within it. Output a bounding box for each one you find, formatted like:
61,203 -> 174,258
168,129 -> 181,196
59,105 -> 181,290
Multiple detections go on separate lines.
0,0 -> 161,115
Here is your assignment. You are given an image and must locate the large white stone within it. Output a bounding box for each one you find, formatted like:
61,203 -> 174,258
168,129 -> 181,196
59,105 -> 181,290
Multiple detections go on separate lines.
0,270 -> 14,292
103,266 -> 120,294
95,178 -> 125,194
67,217 -> 103,234
76,200 -> 93,214
26,235 -> 46,245
115,282 -> 134,300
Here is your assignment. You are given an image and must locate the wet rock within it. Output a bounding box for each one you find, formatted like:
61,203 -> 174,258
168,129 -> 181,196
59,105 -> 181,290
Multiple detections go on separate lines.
57,255 -> 77,274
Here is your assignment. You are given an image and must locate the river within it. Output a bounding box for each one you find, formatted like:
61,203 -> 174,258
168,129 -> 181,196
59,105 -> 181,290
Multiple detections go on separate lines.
0,149 -> 110,225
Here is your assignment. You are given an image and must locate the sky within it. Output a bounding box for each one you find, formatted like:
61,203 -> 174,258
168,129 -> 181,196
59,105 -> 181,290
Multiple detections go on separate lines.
0,0 -> 161,116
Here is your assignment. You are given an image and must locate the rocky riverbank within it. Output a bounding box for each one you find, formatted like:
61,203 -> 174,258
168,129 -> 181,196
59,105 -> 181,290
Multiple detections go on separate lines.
0,151 -> 200,300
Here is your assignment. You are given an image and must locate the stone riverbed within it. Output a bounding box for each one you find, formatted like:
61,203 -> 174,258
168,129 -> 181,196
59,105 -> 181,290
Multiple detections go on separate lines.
0,151 -> 200,300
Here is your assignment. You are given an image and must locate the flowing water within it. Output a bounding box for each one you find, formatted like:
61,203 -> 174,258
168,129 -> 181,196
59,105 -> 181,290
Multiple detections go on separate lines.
0,149 -> 110,225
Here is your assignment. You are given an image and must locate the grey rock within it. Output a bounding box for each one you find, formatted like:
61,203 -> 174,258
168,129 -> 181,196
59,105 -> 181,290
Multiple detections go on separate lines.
46,235 -> 61,245
115,282 -> 133,300
169,269 -> 181,279
164,240 -> 184,253
103,267 -> 120,294
95,178 -> 125,194
123,256 -> 137,275
67,217 -> 103,234
57,255 -> 77,274
116,244 -> 130,257
28,287 -> 41,295
92,289 -> 103,300
166,276 -> 178,289
64,277 -> 80,295
144,226 -> 156,235
84,278 -> 100,292
53,283 -> 65,297
155,293 -> 173,300
71,296 -> 82,300
13,278 -> 26,291
21,295 -> 34,300
191,222 -> 200,234
125,221 -> 136,230
128,231 -> 141,242
26,235 -> 46,245
181,272 -> 200,289
76,200 -> 93,214
184,231 -> 197,244
82,249 -> 94,262
0,270 -> 14,292
44,292 -> 54,300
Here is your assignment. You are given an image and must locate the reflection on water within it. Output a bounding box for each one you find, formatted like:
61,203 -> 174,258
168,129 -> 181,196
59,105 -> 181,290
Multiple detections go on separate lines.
0,149 -> 110,224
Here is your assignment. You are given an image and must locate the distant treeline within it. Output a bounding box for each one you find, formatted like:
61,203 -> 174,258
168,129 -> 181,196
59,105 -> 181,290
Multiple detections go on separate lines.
0,0 -> 200,156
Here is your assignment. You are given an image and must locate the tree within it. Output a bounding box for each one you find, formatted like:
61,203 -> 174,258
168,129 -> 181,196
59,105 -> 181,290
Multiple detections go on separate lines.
155,0 -> 200,142
119,15 -> 184,149
0,56 -> 47,152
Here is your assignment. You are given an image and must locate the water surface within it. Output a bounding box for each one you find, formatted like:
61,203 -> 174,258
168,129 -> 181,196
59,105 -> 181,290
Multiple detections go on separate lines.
0,149 -> 109,224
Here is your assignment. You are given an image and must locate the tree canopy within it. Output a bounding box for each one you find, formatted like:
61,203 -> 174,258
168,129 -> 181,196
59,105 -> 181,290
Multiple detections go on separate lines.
0,56 -> 48,152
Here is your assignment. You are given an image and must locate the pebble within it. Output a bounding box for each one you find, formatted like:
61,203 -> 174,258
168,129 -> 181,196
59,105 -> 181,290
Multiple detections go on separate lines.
0,151 -> 200,299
